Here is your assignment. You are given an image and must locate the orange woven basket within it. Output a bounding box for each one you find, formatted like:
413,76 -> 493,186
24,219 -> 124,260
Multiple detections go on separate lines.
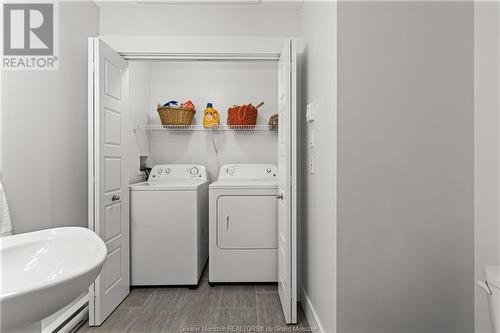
227,102 -> 264,128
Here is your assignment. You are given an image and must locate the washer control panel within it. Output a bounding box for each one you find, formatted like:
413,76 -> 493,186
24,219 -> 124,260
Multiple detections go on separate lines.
148,164 -> 207,184
218,164 -> 277,180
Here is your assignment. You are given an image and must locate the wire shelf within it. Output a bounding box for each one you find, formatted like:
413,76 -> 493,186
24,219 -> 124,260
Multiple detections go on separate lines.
134,124 -> 277,131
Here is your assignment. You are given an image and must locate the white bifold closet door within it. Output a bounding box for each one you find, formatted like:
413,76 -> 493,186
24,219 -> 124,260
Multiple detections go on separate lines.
88,37 -> 130,326
277,38 -> 297,324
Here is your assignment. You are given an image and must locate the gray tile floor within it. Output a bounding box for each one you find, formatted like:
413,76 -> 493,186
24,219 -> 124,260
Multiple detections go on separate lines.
76,265 -> 310,333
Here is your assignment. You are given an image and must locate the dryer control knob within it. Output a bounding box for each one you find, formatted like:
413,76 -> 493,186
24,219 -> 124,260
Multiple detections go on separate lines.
190,167 -> 199,175
226,167 -> 235,175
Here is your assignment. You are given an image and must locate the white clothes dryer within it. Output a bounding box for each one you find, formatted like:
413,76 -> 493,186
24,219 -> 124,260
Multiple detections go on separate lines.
209,164 -> 278,283
129,164 -> 208,287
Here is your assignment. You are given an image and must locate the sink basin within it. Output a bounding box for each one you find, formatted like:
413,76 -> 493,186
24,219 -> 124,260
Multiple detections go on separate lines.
1,227 -> 107,331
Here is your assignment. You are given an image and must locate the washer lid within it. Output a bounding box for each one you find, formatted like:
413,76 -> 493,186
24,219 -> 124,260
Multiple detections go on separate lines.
485,265 -> 500,289
130,180 -> 207,191
209,179 -> 278,190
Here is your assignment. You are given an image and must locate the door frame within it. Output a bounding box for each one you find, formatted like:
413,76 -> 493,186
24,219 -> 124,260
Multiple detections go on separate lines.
88,38 -> 96,242
87,36 -> 97,326
88,35 -> 299,324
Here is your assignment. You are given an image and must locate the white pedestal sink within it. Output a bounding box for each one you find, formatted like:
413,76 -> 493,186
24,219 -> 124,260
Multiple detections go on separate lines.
1,227 -> 107,332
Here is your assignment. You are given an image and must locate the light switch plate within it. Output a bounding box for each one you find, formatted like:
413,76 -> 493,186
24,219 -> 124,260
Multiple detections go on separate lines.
306,103 -> 317,122
309,128 -> 316,148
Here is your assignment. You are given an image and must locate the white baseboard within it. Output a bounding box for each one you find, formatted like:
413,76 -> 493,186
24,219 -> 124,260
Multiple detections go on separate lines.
300,285 -> 325,333
59,307 -> 88,333
42,294 -> 89,333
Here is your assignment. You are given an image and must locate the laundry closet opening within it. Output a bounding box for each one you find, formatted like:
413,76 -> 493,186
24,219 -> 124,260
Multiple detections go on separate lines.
128,60 -> 279,183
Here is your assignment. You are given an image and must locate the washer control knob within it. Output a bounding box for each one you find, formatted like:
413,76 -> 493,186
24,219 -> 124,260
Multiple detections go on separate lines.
190,167 -> 199,176
226,167 -> 235,175
266,168 -> 272,173
158,169 -> 163,173
165,168 -> 171,174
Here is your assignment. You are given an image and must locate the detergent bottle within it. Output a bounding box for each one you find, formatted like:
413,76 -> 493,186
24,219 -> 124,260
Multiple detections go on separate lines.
203,103 -> 220,129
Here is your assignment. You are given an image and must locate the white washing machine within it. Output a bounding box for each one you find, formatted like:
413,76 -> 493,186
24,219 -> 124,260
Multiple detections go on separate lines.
209,164 -> 278,283
129,164 -> 208,287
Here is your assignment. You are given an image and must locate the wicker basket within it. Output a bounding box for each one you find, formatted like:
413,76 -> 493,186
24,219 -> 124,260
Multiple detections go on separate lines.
268,114 -> 278,130
157,105 -> 195,126
227,102 -> 264,128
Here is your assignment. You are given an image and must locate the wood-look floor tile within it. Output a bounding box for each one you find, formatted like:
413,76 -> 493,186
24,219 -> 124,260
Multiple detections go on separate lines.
127,308 -> 171,333
77,308 -> 141,333
215,308 -> 258,326
142,290 -> 182,313
120,289 -> 153,308
256,293 -> 286,327
257,295 -> 311,330
255,284 -> 278,293
76,280 -> 310,333
164,281 -> 223,329
171,302 -> 219,330
177,281 -> 223,308
219,285 -> 256,308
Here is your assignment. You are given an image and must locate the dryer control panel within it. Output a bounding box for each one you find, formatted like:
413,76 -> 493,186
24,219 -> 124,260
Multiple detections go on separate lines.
148,164 -> 207,184
218,164 -> 277,180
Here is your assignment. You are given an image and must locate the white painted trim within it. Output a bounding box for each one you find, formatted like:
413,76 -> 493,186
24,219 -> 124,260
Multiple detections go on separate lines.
58,307 -> 88,333
300,285 -> 325,333
41,294 -> 89,333
87,37 -> 97,326
100,35 -> 287,57
120,53 -> 279,61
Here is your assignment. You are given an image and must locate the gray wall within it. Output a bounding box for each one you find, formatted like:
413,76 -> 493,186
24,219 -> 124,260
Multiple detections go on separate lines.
474,2 -> 500,332
1,1 -> 99,234
338,2 -> 474,332
99,5 -> 300,36
300,2 -> 337,332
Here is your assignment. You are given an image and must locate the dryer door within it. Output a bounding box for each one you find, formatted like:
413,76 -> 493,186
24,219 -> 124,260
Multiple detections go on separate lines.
217,195 -> 277,249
